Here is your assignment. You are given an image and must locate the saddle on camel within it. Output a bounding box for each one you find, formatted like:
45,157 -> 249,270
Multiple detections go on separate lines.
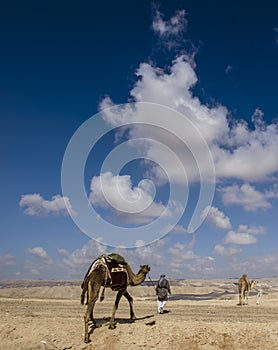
81,253 -> 130,304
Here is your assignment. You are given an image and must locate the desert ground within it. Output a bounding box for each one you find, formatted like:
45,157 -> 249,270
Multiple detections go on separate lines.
0,278 -> 278,350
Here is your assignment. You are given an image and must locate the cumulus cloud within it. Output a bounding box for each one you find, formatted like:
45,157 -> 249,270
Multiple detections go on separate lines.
135,240 -> 145,247
220,183 -> 272,211
151,7 -> 187,49
19,194 -> 76,217
130,56 -> 229,143
100,51 -> 278,185
225,65 -> 232,74
218,224 -> 265,249
237,225 -> 266,235
57,248 -> 69,257
169,224 -> 187,234
90,172 -> 155,212
227,252 -> 278,278
202,206 -> 232,229
168,242 -> 215,277
100,56 -> 228,185
0,253 -> 16,266
62,239 -> 108,271
62,238 -> 276,278
26,246 -> 51,263
168,242 -> 197,260
214,244 -> 242,256
224,231 -> 257,245
62,238 -> 165,277
10,236 -> 276,279
89,171 -> 182,224
167,241 -> 213,276
214,109 -> 278,182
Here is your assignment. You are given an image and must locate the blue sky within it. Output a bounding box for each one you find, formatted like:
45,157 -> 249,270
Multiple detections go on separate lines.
1,0 -> 278,280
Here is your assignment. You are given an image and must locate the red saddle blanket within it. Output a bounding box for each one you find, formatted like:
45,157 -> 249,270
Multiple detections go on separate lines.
105,255 -> 128,291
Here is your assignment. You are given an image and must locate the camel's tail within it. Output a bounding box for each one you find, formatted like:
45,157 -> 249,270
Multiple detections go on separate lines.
80,276 -> 90,305
80,289 -> 86,305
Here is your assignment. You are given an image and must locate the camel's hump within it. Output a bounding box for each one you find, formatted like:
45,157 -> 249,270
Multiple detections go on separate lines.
106,253 -> 127,265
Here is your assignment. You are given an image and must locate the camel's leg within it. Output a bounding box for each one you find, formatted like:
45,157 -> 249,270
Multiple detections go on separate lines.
100,286 -> 105,302
123,290 -> 136,320
245,290 -> 249,305
238,288 -> 243,305
84,283 -> 101,343
109,289 -> 125,329
84,298 -> 97,343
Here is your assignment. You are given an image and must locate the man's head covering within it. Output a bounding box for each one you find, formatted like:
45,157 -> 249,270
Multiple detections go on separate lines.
160,274 -> 166,278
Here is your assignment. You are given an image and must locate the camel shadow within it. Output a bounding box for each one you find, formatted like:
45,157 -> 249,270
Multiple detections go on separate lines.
111,314 -> 155,325
88,314 -> 154,336
173,291 -> 236,301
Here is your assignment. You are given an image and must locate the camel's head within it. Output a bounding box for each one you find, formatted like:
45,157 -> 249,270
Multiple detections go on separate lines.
140,264 -> 151,274
251,280 -> 258,289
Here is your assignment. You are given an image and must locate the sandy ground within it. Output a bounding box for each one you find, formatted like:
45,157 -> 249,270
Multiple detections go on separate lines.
0,278 -> 278,350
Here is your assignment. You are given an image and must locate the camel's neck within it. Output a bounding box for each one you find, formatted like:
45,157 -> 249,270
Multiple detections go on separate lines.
249,280 -> 256,289
126,264 -> 147,286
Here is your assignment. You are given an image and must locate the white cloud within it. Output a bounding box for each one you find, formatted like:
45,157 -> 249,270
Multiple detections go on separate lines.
169,224 -> 187,234
158,223 -> 188,237
219,224 -> 265,249
237,225 -> 266,235
26,246 -> 52,263
100,51 -> 278,185
89,171 -> 182,224
61,239 -> 165,278
265,184 -> 278,199
30,268 -> 40,276
100,56 -> 228,184
220,183 -> 272,211
168,242 -> 197,260
90,172 -> 154,212
0,253 -> 16,266
57,248 -> 69,257
19,194 -> 76,217
214,110 -> 278,182
151,7 -> 187,49
168,242 -> 216,277
225,65 -> 232,74
214,244 -> 242,256
130,56 -> 229,145
135,240 -> 145,247
202,206 -> 232,229
7,233 -> 276,279
224,231 -> 257,245
62,239 -> 108,271
226,252 -> 278,278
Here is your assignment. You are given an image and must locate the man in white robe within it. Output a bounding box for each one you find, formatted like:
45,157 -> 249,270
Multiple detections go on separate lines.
156,274 -> 171,314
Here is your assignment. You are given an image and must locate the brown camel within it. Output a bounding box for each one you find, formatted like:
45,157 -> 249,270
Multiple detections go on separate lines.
81,255 -> 151,343
238,274 -> 257,305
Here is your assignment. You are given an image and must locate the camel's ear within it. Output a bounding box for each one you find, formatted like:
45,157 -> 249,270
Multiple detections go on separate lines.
140,265 -> 143,269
